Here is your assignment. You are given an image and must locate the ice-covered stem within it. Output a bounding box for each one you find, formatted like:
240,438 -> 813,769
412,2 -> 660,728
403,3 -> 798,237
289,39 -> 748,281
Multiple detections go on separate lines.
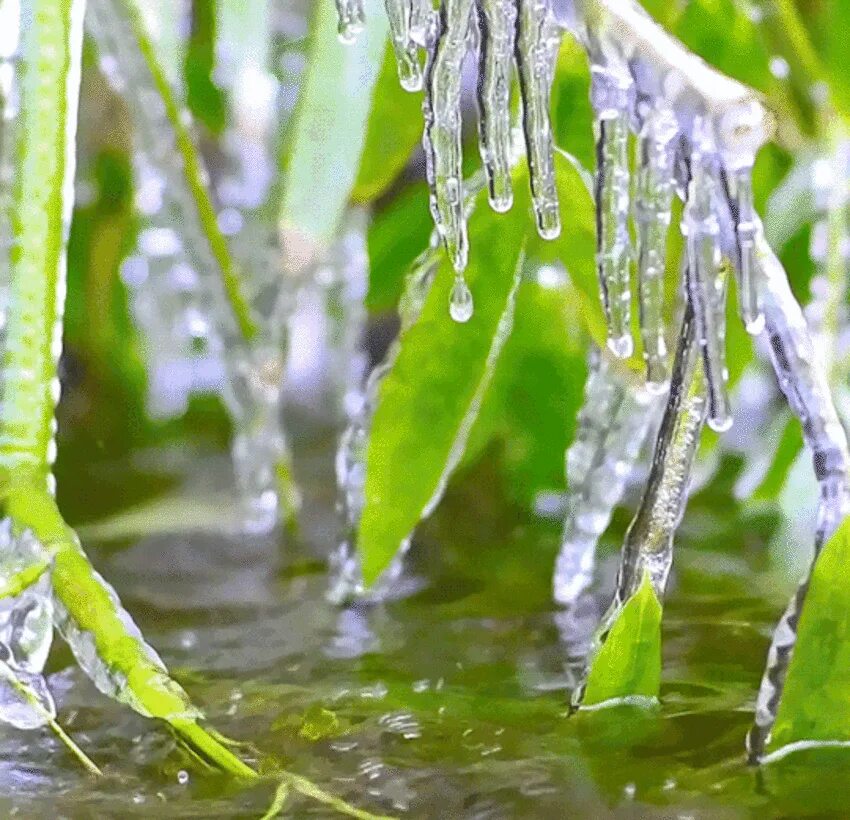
613,297 -> 706,606
571,294 -> 707,709
86,0 -> 258,344
553,348 -> 659,606
747,235 -> 850,761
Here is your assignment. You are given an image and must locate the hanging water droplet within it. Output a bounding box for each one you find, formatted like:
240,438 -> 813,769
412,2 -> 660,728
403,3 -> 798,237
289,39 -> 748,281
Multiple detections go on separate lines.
449,274 -> 474,322
385,0 -> 423,91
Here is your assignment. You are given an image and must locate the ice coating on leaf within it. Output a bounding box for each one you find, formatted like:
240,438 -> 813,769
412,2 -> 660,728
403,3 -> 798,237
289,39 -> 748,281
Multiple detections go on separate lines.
0,521 -> 55,731
51,543 -> 200,721
335,0 -> 367,42
515,0 -> 561,239
634,108 -> 677,388
682,127 -> 731,433
591,67 -> 633,358
422,0 -> 474,273
474,0 -> 517,212
747,236 -> 850,761
385,0 -> 423,90
553,349 -> 659,605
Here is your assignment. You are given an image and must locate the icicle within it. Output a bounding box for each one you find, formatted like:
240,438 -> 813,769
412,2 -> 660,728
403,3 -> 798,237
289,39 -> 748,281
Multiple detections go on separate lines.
410,0 -> 436,46
385,0 -> 423,91
422,0 -> 474,273
747,237 -> 850,760
553,349 -> 659,605
591,66 -> 634,358
634,108 -> 678,389
730,167 -> 762,334
682,125 -> 732,432
449,273 -> 474,322
335,0 -> 366,43
515,0 -> 561,239
475,0 -> 517,213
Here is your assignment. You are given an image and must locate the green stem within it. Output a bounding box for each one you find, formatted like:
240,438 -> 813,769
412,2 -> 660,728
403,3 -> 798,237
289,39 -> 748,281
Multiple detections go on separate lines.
0,0 -> 85,481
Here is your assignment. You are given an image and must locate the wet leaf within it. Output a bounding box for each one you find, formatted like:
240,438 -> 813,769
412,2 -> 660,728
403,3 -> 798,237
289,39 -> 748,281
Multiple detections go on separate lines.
583,571 -> 663,707
769,515 -> 850,750
358,173 -> 531,586
353,44 -> 424,203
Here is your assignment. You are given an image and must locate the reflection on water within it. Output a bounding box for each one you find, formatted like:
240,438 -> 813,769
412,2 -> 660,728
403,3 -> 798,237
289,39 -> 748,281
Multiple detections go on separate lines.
10,418 -> 848,817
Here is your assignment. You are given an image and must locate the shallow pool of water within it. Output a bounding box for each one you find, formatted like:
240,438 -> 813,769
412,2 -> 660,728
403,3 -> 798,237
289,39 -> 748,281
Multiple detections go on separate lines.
10,415 -> 849,818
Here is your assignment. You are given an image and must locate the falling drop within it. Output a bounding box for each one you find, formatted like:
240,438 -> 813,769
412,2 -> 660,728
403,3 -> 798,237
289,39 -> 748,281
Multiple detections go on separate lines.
422,0 -> 474,272
385,0 -> 423,90
449,273 -> 474,322
515,0 -> 561,239
475,0 -> 517,213
336,0 -> 366,42
591,66 -> 634,359
635,109 -> 678,389
682,128 -> 732,433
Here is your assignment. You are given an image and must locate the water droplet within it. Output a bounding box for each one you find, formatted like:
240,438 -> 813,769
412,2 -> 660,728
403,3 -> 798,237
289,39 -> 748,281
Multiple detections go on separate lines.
177,770 -> 189,785
449,276 -> 474,323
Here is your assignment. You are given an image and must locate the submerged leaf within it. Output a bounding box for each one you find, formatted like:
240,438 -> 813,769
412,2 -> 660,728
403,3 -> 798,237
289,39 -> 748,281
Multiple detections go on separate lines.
769,516 -> 850,752
358,171 -> 532,586
582,571 -> 663,708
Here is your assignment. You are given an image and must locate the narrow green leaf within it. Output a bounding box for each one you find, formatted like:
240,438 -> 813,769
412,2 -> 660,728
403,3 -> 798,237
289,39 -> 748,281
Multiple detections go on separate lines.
353,43 -> 424,203
358,175 -> 531,586
582,571 -> 663,707
280,0 -> 388,256
770,516 -> 850,750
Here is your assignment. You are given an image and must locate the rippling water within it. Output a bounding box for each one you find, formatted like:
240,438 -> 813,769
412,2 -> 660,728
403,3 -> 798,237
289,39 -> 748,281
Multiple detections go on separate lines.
7,413 -> 845,817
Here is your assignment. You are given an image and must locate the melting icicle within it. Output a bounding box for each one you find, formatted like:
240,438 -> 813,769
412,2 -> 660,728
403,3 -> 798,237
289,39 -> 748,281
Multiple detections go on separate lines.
335,0 -> 366,43
591,67 -> 633,358
0,521 -> 55,730
515,0 -> 561,239
747,237 -> 850,760
682,126 -> 732,432
553,349 -> 660,605
410,0 -> 436,46
422,0 -> 474,272
730,167 -> 762,334
475,0 -> 517,213
385,0 -> 423,91
449,273 -> 474,322
634,108 -> 678,389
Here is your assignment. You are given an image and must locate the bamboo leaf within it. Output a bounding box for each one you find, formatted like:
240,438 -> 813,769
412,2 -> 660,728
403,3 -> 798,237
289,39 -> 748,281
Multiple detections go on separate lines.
280,0 -> 388,258
358,174 -> 531,586
582,571 -> 663,708
353,43 -> 424,203
769,515 -> 850,751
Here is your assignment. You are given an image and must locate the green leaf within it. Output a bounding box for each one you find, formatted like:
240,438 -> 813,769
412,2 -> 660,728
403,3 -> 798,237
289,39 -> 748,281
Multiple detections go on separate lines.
462,276 -> 588,506
358,174 -> 532,586
279,0 -> 388,255
769,515 -> 850,750
366,182 -> 434,312
582,571 -> 663,707
353,44 -> 424,203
